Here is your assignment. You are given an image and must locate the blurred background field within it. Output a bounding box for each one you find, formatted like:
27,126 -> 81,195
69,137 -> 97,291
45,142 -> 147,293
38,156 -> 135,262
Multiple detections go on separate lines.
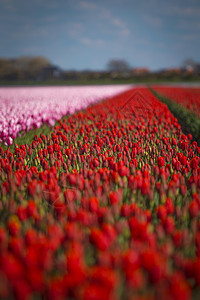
0,56 -> 200,86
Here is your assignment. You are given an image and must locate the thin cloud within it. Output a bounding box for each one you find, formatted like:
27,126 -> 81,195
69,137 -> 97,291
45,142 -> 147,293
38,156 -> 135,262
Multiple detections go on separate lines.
80,37 -> 105,46
41,15 -> 60,23
177,7 -> 200,16
99,8 -> 111,19
178,20 -> 200,30
8,20 -> 49,40
120,28 -> 130,36
79,1 -> 96,10
112,18 -> 125,28
67,22 -> 84,38
157,3 -> 200,17
142,15 -> 162,27
22,46 -> 40,54
181,33 -> 200,41
110,16 -> 130,36
1,0 -> 14,8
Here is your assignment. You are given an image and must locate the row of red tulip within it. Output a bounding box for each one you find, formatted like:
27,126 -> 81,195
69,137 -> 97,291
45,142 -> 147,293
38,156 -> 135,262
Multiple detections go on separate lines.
151,86 -> 200,118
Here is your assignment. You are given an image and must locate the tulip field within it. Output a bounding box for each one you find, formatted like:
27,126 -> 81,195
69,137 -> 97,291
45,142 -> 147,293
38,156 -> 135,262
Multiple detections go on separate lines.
0,85 -> 200,300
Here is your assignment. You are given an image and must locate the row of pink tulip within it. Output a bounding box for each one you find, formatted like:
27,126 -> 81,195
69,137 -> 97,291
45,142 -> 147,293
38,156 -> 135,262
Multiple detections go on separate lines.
0,85 -> 132,145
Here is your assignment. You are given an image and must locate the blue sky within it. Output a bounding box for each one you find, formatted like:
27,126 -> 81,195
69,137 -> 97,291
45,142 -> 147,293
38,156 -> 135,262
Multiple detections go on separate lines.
0,0 -> 200,70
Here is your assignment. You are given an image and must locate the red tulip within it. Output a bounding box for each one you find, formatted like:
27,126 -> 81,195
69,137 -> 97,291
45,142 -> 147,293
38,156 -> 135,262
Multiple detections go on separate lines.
90,228 -> 109,251
89,197 -> 99,213
189,200 -> 199,218
173,230 -> 183,248
7,216 -> 21,236
157,156 -> 165,167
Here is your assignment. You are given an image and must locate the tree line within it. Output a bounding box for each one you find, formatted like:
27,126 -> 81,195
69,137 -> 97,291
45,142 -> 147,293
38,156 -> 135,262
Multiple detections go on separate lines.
0,56 -> 200,82
0,56 -> 50,80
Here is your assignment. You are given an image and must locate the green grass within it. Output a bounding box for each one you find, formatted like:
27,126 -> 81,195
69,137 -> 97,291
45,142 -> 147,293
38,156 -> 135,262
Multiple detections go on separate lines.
0,78 -> 136,86
151,88 -> 200,145
0,123 -> 54,153
1,76 -> 200,86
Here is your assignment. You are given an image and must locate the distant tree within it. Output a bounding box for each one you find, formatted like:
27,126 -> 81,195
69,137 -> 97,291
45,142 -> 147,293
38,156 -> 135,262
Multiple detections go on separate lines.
181,58 -> 197,71
107,59 -> 130,73
16,56 -> 50,79
0,56 -> 51,80
0,58 -> 15,80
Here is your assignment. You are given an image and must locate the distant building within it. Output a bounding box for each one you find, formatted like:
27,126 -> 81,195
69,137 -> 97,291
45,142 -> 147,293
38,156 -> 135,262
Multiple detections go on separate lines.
184,66 -> 195,74
196,64 -> 200,74
181,59 -> 200,74
132,67 -> 150,76
162,68 -> 182,75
